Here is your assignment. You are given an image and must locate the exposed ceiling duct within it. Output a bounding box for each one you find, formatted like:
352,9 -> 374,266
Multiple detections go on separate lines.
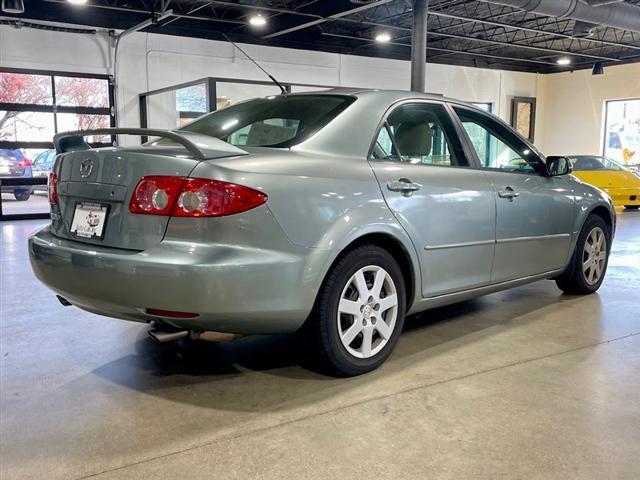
483,0 -> 640,33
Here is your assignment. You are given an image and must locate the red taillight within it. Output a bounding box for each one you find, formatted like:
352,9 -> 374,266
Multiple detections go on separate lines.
145,308 -> 199,319
128,176 -> 185,215
18,159 -> 31,167
48,172 -> 58,205
129,176 -> 267,217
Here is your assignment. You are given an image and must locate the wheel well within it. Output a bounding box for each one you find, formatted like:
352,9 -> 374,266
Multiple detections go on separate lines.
332,233 -> 415,309
589,205 -> 613,233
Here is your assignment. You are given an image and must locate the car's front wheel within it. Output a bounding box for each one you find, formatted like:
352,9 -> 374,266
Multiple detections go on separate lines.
555,214 -> 611,294
309,244 -> 406,377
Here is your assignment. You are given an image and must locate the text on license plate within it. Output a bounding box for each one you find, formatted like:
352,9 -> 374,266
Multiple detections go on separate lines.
70,202 -> 108,239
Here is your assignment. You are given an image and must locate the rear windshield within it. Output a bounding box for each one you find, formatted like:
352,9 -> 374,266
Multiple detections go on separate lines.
570,156 -> 625,171
178,94 -> 355,148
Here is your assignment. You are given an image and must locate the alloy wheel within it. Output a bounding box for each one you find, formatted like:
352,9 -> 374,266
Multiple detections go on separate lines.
337,265 -> 398,359
582,226 -> 607,286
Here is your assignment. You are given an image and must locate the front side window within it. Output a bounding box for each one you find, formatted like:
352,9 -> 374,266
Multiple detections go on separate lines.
371,103 -> 468,167
179,94 -> 355,148
455,107 -> 544,174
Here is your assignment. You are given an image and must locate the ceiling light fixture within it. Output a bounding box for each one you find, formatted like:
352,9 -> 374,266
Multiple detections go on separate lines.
375,32 -> 391,43
67,0 -> 88,4
557,56 -> 572,66
1,0 -> 25,13
248,14 -> 267,27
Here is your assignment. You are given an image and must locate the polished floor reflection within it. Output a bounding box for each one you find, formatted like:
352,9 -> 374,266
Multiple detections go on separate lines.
1,213 -> 639,480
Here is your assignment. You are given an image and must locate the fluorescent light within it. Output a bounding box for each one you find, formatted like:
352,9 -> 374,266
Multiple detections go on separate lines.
557,56 -> 572,66
249,14 -> 267,27
375,32 -> 391,43
67,0 -> 87,4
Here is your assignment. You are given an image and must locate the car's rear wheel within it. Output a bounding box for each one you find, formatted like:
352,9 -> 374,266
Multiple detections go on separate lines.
14,190 -> 31,201
624,205 -> 639,210
555,214 -> 610,295
309,244 -> 406,377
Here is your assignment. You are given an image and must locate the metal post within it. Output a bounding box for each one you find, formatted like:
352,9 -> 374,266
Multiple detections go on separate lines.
410,0 -> 428,92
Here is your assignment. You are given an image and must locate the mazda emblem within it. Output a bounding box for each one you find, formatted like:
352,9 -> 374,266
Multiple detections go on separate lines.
79,159 -> 94,178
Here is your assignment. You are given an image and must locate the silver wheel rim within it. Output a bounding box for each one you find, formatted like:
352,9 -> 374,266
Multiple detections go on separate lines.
583,226 -> 607,286
337,265 -> 398,359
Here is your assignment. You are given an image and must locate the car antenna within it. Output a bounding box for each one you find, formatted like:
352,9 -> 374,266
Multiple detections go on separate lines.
223,33 -> 287,95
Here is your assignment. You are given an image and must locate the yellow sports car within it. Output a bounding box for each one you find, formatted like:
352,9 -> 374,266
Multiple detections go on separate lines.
569,155 -> 640,210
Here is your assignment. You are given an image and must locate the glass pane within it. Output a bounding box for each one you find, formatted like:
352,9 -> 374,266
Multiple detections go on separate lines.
56,113 -> 111,142
1,190 -> 50,215
370,127 -> 395,160
216,83 -> 283,107
603,99 -> 640,168
176,84 -> 207,119
54,76 -> 109,108
0,148 -> 49,215
472,102 -> 492,112
0,111 -> 55,142
0,72 -> 53,105
179,95 -> 355,148
457,110 -> 537,173
386,104 -> 467,167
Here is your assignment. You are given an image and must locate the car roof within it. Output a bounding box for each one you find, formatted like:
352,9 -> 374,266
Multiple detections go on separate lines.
287,88 -> 480,110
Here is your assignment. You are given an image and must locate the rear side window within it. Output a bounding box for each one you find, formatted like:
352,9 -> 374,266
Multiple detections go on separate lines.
371,102 -> 468,167
179,94 -> 355,148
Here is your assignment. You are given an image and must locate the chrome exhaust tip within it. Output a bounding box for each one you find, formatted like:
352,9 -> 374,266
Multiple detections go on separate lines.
56,295 -> 72,306
148,329 -> 189,343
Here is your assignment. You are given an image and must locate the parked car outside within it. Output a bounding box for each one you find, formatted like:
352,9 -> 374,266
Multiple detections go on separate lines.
569,155 -> 640,210
31,149 -> 56,192
0,149 -> 33,201
29,90 -> 616,376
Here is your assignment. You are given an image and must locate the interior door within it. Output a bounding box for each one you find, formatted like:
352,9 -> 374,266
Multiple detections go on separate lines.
368,101 -> 496,297
452,106 -> 575,282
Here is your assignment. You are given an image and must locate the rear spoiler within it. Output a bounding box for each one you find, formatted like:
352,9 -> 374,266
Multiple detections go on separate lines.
53,128 -> 248,160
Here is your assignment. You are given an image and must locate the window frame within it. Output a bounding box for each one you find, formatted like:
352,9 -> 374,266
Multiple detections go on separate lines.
450,103 -> 549,177
0,67 -> 115,221
0,67 -> 115,150
367,99 -> 477,169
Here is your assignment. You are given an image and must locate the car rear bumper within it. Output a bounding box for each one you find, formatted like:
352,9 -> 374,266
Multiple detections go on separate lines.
29,226 -> 318,333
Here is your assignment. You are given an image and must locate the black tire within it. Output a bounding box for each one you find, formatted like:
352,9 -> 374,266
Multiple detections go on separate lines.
14,191 -> 31,201
308,244 -> 406,377
624,205 -> 639,210
555,214 -> 611,295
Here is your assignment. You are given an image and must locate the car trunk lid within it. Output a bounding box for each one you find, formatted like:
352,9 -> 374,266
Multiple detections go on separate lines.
50,143 -> 247,250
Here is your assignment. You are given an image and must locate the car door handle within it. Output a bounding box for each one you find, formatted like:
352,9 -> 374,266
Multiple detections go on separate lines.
498,186 -> 519,200
387,178 -> 420,196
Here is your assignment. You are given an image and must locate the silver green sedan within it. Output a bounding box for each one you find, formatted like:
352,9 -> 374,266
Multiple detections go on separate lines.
29,90 -> 615,376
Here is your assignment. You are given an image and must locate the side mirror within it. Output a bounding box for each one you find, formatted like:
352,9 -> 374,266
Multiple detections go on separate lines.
546,156 -> 572,176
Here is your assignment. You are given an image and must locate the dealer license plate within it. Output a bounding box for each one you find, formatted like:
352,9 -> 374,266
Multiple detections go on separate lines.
70,202 -> 108,239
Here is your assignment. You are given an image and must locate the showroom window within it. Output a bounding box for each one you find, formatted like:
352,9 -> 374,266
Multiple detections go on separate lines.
603,98 -> 640,168
0,68 -> 114,220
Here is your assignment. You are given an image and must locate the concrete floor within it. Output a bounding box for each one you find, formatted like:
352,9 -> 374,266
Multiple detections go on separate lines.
1,214 -> 639,480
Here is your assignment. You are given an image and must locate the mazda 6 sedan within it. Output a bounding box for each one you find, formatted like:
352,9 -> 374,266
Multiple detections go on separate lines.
29,90 -> 615,376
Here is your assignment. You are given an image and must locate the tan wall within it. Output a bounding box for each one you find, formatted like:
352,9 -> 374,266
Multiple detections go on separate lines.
535,63 -> 640,156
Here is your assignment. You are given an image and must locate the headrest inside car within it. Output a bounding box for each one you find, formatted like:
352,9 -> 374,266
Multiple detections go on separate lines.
395,122 -> 433,157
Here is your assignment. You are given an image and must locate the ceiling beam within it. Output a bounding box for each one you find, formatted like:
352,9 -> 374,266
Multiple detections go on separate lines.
322,32 -> 558,66
262,0 -> 396,40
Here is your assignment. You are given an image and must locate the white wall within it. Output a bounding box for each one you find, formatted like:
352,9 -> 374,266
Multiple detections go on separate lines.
2,21 -> 637,156
1,22 -> 537,137
535,63 -> 640,156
